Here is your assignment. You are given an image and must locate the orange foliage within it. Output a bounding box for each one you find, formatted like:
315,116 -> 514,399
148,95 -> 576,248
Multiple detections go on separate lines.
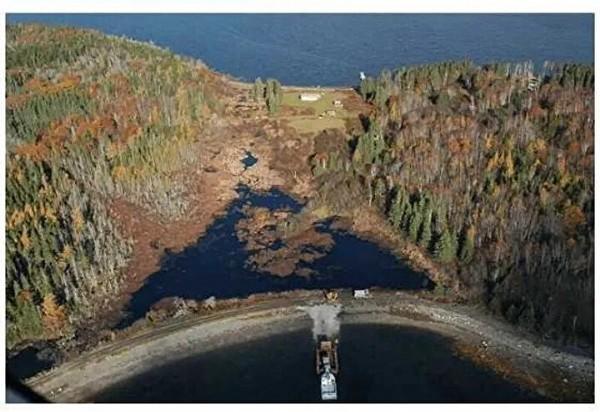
448,137 -> 472,156
528,104 -> 545,118
563,205 -> 586,234
41,294 -> 67,338
6,94 -> 31,110
24,74 -> 81,95
16,290 -> 33,304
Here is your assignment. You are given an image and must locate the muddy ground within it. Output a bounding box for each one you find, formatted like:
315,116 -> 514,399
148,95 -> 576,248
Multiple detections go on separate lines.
27,289 -> 593,402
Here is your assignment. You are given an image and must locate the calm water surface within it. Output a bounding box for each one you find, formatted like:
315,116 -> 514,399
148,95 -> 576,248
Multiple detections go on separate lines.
94,324 -> 546,402
7,14 -> 594,86
118,185 -> 432,327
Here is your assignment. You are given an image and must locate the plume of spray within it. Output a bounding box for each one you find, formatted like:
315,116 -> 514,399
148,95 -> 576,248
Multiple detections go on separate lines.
299,304 -> 342,342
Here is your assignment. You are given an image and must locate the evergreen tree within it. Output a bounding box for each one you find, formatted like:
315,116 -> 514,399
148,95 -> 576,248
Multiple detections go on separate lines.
265,78 -> 282,114
252,77 -> 264,102
434,228 -> 457,263
419,205 -> 433,250
388,187 -> 407,229
408,206 -> 423,243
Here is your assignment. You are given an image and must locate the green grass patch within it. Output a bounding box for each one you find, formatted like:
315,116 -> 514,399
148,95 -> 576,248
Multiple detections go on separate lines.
287,116 -> 346,134
281,90 -> 350,117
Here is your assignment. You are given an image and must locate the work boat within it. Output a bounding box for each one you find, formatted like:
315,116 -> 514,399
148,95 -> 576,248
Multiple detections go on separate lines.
320,365 -> 337,401
316,336 -> 339,400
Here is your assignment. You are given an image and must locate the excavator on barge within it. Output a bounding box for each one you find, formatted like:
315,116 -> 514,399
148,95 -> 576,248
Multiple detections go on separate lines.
315,335 -> 339,400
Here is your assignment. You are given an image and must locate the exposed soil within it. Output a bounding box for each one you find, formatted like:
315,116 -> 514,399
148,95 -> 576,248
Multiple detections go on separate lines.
26,290 -> 593,403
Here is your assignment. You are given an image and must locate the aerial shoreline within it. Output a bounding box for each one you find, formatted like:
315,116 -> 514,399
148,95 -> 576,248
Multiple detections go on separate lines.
27,289 -> 593,402
6,23 -> 594,403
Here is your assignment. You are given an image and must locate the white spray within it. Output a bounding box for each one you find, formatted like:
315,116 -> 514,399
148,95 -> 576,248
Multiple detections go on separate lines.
300,304 -> 342,341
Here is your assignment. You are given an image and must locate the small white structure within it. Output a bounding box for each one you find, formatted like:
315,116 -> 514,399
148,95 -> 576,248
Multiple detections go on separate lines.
299,93 -> 322,102
359,71 -> 366,81
527,76 -> 540,91
320,366 -> 337,400
353,289 -> 370,298
333,100 -> 343,108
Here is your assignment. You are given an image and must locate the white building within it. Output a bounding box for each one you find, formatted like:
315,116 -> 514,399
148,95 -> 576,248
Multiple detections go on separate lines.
299,93 -> 322,102
353,289 -> 370,298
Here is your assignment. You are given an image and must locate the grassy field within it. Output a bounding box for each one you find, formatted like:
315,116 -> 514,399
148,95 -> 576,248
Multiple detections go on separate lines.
280,90 -> 351,134
286,116 -> 346,134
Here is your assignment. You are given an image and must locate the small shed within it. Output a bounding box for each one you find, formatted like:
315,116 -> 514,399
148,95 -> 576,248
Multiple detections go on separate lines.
353,289 -> 370,298
299,93 -> 322,102
333,100 -> 343,108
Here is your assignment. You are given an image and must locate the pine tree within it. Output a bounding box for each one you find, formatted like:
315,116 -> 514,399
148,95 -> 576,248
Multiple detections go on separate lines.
252,77 -> 264,102
419,205 -> 433,250
435,228 -> 457,263
388,187 -> 407,229
265,78 -> 282,114
408,208 -> 423,243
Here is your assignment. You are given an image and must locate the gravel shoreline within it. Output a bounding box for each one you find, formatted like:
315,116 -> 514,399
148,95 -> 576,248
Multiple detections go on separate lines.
27,290 -> 593,402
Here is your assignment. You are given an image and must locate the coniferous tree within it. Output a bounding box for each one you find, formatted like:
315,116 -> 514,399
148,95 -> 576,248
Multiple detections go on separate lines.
265,78 -> 282,114
435,228 -> 457,263
419,205 -> 433,249
252,77 -> 264,102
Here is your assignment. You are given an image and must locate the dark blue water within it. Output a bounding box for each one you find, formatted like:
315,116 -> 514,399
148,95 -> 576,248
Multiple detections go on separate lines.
241,151 -> 258,169
118,186 -> 431,326
93,324 -> 546,402
7,14 -> 594,86
6,347 -> 55,381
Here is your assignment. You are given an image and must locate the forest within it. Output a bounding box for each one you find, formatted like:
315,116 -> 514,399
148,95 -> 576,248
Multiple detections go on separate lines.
313,60 -> 594,343
6,24 -> 218,348
5,23 -> 595,351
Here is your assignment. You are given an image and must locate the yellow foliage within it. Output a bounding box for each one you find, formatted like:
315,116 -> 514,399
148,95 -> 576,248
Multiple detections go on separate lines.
486,151 -> 501,172
41,294 -> 67,339
112,165 -> 127,181
24,203 -> 35,219
466,225 -> 477,241
60,244 -> 73,260
19,228 -> 31,250
8,209 -> 26,230
504,150 -> 515,179
529,138 -> 547,158
72,207 -> 85,233
58,245 -> 73,269
41,204 -> 58,223
106,142 -> 119,159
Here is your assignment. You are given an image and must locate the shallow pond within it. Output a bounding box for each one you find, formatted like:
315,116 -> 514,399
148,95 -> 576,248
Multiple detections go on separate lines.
93,323 -> 545,402
118,185 -> 432,326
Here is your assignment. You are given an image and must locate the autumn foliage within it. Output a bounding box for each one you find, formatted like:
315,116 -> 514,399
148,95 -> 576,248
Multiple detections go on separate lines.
320,60 -> 594,344
6,24 -> 217,348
